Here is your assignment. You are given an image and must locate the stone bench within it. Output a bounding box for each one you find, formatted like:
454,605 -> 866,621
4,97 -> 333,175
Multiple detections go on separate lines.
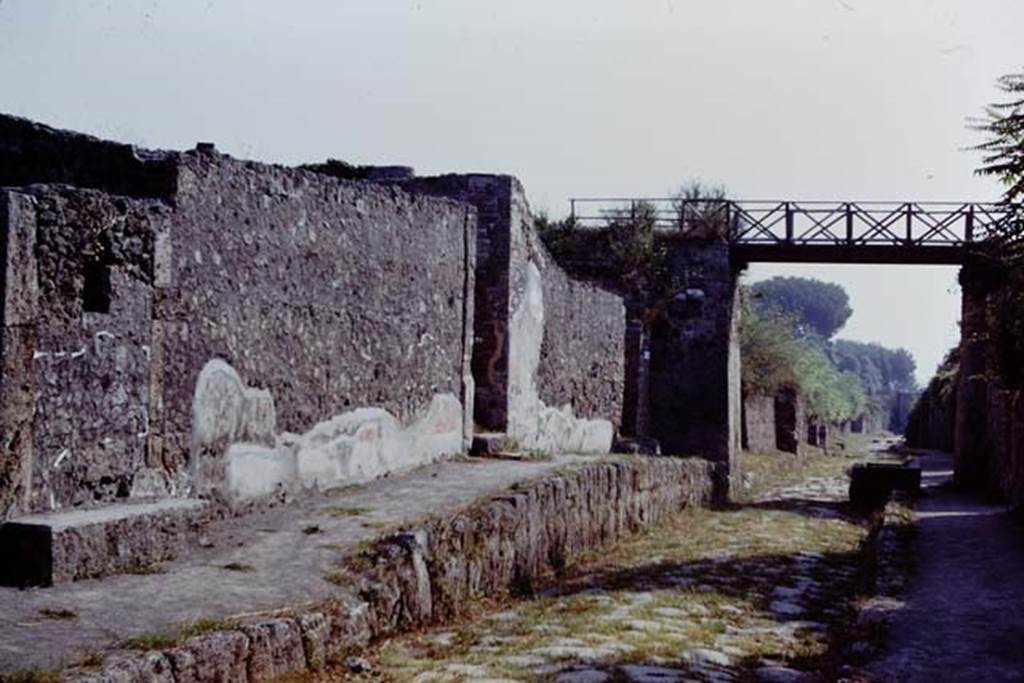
0,498 -> 209,586
849,460 -> 921,509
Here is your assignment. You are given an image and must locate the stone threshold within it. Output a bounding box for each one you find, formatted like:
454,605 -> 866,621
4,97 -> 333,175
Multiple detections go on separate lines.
0,499 -> 210,587
4,455 -> 714,682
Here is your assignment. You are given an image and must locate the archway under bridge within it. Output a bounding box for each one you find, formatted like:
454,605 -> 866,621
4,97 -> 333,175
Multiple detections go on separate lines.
567,197 -> 1022,499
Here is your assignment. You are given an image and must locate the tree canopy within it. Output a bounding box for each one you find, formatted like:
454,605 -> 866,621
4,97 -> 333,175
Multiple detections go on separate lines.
972,70 -> 1024,203
750,276 -> 853,340
831,340 -> 917,395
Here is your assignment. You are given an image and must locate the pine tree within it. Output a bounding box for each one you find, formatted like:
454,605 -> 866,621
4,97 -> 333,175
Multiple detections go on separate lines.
972,70 -> 1024,203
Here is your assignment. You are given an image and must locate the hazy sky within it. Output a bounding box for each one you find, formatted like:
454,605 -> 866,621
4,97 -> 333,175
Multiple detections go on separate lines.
1,1 -> 1020,383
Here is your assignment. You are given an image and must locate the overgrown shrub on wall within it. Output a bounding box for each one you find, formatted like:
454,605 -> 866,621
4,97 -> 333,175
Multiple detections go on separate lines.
738,289 -> 800,396
795,344 -> 868,424
739,287 -> 867,424
904,347 -> 958,449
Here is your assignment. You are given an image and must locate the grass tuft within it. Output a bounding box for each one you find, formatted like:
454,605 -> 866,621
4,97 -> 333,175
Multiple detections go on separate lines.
328,506 -> 373,517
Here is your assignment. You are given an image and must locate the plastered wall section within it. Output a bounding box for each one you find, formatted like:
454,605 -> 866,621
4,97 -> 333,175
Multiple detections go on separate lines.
157,155 -> 477,502
742,395 -> 776,453
505,179 -> 624,454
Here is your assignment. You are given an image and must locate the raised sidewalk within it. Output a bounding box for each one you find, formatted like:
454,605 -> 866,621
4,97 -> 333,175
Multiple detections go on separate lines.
0,454 -> 713,681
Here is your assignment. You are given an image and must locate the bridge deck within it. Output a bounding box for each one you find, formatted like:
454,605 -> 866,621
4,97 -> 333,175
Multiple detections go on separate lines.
568,199 -> 1021,265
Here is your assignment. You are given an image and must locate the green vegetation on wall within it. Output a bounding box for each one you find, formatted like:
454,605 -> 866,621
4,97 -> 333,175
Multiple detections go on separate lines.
739,287 -> 867,424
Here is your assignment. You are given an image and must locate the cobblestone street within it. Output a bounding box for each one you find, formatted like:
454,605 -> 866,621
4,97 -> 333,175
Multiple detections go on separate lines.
315,439 -> 898,683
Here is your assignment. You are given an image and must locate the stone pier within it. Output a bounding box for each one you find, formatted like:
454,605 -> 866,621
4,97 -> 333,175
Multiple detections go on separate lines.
649,239 -> 742,499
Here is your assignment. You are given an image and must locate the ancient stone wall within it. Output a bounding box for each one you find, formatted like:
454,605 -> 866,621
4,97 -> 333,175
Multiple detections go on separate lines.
0,188 -> 171,516
904,385 -> 956,451
396,174 -> 626,454
532,235 -> 625,431
161,154 -> 476,501
773,386 -> 805,455
742,394 -> 776,453
954,267 -> 1024,503
955,269 -> 997,492
504,181 -> 623,453
0,118 -> 479,515
390,175 -> 511,432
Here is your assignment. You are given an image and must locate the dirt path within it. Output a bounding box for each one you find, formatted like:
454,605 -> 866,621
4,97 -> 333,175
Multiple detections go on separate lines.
870,451 -> 1024,682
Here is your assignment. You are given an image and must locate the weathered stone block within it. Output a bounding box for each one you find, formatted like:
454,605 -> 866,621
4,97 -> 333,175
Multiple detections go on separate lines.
0,498 -> 208,585
849,461 -> 922,509
242,618 -> 307,681
470,432 -> 518,457
742,394 -> 776,453
68,652 -> 175,683
167,630 -> 250,683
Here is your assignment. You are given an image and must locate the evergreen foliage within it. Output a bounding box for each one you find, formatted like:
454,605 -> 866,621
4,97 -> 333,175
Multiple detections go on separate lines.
831,340 -> 917,394
751,276 -> 853,340
738,290 -> 800,396
972,70 -> 1024,203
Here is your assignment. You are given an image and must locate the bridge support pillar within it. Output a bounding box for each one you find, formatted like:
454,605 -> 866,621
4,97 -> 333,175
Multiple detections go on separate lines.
649,240 -> 742,502
954,260 -> 1001,490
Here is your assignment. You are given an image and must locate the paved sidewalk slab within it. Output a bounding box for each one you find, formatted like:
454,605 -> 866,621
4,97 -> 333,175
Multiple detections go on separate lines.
870,451 -> 1024,682
0,455 -> 587,672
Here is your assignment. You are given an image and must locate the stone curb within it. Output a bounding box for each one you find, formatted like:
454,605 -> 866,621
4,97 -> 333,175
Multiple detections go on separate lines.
61,456 -> 714,682
848,499 -> 916,671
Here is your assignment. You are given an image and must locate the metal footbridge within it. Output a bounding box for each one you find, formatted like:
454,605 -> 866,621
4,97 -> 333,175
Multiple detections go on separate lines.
567,198 -> 1022,264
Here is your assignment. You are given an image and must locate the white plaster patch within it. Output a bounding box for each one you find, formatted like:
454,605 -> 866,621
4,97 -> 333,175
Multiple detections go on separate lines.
292,393 -> 463,492
192,360 -> 464,502
225,444 -> 297,500
506,262 -> 613,455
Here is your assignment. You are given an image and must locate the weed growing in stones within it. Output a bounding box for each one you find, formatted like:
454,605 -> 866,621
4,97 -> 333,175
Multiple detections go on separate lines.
77,651 -> 105,668
328,506 -> 373,517
0,668 -> 62,683
220,562 -> 255,572
121,632 -> 179,651
37,608 -> 77,621
121,617 -> 238,651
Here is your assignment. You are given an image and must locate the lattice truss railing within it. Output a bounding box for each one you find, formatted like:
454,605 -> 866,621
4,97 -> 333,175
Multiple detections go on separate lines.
567,198 -> 1023,247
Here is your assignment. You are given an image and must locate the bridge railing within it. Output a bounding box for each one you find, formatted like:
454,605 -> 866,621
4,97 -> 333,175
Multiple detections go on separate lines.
567,198 -> 1023,248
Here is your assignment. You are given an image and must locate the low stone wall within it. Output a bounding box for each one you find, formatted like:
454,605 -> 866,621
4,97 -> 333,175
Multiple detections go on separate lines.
742,395 -> 776,453
62,456 -> 714,682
